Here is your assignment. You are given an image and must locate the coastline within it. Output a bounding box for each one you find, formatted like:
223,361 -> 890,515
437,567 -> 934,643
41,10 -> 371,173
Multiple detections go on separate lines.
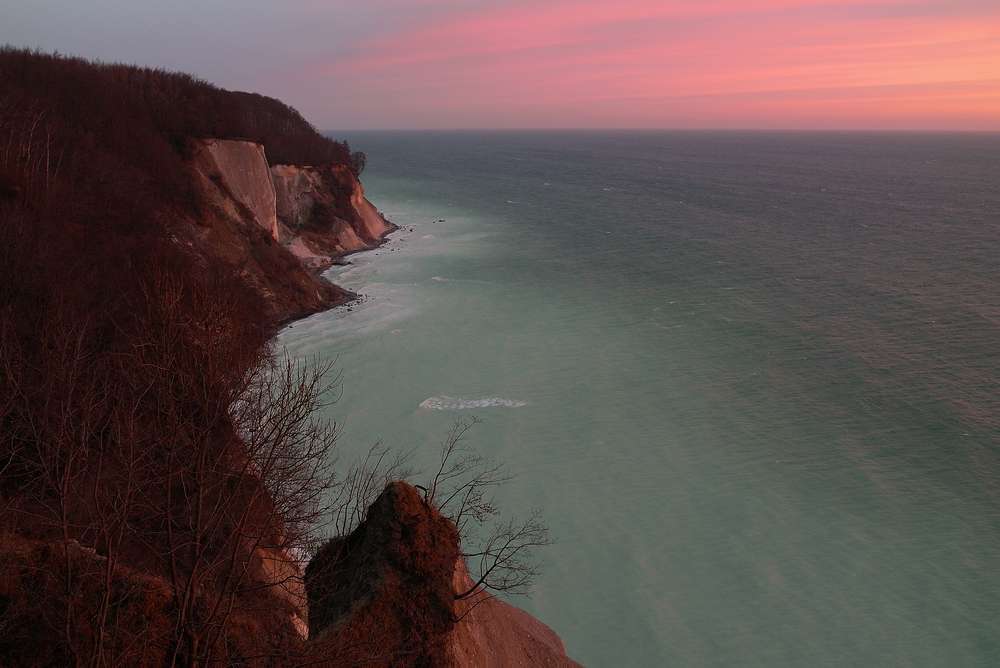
276,204 -> 586,666
274,217 -> 399,330
274,223 -> 396,327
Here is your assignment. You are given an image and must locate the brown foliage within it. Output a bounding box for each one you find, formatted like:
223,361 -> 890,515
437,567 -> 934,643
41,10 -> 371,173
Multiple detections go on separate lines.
0,49 -> 355,666
0,532 -> 174,667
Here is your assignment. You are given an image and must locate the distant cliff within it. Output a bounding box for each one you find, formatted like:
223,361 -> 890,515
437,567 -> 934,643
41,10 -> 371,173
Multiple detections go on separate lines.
188,137 -> 395,320
197,138 -> 280,241
272,163 -> 395,270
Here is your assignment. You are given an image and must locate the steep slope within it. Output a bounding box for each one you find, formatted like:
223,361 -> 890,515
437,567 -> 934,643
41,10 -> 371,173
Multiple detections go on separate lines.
1,48 -> 579,668
450,561 -> 585,668
196,138 -> 279,241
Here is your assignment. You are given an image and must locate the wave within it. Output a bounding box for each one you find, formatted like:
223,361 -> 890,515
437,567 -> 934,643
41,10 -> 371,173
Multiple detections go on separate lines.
419,395 -> 531,410
430,276 -> 491,285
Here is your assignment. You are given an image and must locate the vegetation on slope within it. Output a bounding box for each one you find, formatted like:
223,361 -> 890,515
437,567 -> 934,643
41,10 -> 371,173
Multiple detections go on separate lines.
0,47 -> 363,666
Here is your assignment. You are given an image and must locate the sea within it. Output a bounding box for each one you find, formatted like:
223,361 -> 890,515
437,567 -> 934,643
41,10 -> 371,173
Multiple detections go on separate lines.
278,130 -> 1000,667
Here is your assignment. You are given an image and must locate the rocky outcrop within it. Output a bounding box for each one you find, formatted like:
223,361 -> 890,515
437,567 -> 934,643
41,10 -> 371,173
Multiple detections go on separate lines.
305,482 -> 459,665
304,483 -> 584,667
346,169 -> 395,243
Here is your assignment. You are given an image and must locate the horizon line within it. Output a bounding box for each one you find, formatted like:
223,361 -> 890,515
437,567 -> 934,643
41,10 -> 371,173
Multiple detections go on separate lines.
322,127 -> 1000,134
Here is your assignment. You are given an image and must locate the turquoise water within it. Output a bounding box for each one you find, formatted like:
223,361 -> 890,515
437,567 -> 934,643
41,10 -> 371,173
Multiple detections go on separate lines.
280,131 -> 1000,666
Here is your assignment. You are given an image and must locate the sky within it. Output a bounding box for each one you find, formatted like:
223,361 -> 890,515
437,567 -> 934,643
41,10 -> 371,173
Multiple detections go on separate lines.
4,0 -> 999,130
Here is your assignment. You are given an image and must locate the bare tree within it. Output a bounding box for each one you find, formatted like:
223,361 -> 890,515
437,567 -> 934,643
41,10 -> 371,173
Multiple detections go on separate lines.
425,417 -> 509,536
231,353 -> 343,549
0,295 -> 167,667
423,417 -> 554,601
118,272 -> 350,668
327,442 -> 414,540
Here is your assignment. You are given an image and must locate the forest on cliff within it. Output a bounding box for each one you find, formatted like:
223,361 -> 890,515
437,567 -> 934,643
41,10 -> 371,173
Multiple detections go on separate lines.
0,47 -> 431,667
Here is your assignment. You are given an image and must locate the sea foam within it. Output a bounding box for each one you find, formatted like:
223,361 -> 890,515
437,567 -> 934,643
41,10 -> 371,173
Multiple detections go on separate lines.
419,395 -> 530,410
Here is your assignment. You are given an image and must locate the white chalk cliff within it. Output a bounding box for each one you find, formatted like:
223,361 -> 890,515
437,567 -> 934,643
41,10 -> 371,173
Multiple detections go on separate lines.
191,139 -> 393,276
271,163 -> 394,267
450,561 -> 584,668
195,139 -> 279,241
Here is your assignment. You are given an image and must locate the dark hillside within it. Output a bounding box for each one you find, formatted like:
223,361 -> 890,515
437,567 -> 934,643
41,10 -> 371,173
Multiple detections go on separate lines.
0,48 -> 366,666
0,46 -> 362,192
0,46 -> 366,321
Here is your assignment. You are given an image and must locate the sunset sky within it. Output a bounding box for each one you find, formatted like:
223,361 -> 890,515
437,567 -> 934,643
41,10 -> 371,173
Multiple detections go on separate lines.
4,0 -> 999,130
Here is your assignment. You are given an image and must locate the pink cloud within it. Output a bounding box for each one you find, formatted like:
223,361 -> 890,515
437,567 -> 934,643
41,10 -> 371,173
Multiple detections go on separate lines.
294,0 -> 1000,128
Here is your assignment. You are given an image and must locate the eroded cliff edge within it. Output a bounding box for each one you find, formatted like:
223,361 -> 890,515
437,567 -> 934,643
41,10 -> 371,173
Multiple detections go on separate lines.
272,162 -> 395,270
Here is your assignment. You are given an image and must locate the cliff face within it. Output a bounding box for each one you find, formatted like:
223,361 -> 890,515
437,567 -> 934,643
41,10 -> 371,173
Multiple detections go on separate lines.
272,164 -> 322,231
450,561 -> 584,668
196,138 -> 279,241
192,142 -> 395,284
187,138 -> 400,322
271,163 -> 395,268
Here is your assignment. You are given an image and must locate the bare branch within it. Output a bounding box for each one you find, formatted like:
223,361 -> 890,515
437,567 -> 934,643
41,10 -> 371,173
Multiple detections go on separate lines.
327,442 -> 414,539
422,418 -> 554,603
456,510 -> 553,599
